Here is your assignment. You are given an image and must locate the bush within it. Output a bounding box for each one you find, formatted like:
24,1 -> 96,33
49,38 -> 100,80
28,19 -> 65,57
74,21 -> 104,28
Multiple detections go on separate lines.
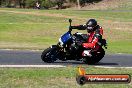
55,0 -> 66,9
80,0 -> 102,6
26,0 -> 35,8
69,0 -> 77,3
41,0 -> 56,9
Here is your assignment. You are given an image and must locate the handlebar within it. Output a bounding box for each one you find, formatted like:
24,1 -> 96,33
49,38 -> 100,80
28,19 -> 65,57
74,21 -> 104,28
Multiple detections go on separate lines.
69,19 -> 72,32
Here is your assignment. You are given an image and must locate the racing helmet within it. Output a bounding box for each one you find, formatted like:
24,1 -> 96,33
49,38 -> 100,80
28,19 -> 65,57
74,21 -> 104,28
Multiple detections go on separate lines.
86,19 -> 97,32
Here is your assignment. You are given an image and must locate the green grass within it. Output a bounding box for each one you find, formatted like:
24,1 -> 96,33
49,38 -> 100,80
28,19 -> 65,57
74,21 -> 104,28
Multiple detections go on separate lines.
0,12 -> 66,23
0,67 -> 132,88
0,8 -> 132,53
46,10 -> 132,22
108,41 -> 132,54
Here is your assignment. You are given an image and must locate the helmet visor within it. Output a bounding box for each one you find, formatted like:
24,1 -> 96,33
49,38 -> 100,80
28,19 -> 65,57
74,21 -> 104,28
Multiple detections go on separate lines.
87,26 -> 93,30
86,26 -> 94,33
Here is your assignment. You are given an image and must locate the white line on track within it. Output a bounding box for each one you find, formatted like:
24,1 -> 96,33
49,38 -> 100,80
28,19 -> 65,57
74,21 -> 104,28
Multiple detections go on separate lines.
0,65 -> 66,68
0,49 -> 42,52
95,66 -> 132,69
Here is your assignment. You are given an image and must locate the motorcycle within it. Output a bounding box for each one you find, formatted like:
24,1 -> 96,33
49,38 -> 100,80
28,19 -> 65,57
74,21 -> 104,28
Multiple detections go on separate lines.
41,19 -> 107,64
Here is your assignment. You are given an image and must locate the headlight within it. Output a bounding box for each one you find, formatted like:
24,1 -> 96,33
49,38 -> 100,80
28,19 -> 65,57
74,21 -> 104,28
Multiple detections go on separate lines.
59,38 -> 63,46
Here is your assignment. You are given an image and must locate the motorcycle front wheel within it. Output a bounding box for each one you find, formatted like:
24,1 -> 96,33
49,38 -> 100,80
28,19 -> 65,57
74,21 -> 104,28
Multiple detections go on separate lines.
41,47 -> 59,63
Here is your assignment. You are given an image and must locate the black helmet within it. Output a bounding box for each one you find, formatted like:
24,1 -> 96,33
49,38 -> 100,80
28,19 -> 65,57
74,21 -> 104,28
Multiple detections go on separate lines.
86,19 -> 97,32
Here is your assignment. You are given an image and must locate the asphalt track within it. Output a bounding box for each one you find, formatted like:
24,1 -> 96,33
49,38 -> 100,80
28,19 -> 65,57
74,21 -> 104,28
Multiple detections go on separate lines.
0,50 -> 132,67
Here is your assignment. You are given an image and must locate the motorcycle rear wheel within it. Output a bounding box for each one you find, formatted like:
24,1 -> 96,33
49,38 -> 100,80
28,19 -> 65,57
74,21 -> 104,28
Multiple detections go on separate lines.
83,48 -> 105,65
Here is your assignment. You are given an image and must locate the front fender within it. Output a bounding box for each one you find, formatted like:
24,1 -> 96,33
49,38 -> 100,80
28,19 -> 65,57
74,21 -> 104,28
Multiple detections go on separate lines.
51,45 -> 58,48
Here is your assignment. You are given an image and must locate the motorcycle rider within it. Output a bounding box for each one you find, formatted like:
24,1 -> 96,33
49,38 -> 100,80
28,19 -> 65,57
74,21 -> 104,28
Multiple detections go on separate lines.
70,19 -> 103,56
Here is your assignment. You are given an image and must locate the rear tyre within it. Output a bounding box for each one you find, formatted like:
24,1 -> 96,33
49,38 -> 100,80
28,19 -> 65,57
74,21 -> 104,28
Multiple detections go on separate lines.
41,47 -> 58,63
83,48 -> 105,65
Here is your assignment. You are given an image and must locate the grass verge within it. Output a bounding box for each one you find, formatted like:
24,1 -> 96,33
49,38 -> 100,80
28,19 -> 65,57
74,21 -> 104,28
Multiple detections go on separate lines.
0,66 -> 132,88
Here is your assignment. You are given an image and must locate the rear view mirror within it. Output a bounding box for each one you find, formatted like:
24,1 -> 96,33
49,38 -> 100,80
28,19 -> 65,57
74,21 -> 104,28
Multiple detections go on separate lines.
69,19 -> 72,23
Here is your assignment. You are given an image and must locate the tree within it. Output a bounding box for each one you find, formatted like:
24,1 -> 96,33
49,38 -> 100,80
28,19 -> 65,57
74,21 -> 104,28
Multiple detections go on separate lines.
19,0 -> 26,8
77,0 -> 80,9
80,0 -> 102,5
41,0 -> 66,9
56,0 -> 65,9
41,0 -> 56,9
0,0 -> 1,6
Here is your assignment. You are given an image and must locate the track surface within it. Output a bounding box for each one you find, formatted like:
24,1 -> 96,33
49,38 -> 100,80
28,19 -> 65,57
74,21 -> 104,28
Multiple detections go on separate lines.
0,50 -> 132,67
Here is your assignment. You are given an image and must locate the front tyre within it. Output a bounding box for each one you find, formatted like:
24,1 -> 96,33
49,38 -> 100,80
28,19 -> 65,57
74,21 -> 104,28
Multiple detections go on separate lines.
41,47 -> 58,63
